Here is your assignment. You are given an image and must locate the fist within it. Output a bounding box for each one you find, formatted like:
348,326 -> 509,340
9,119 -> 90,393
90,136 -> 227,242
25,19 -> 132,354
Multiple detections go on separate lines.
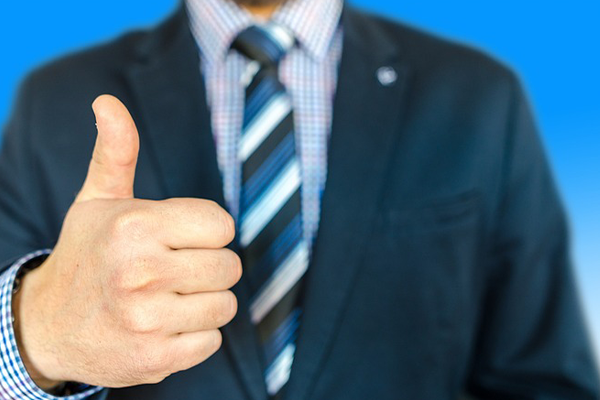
13,95 -> 242,389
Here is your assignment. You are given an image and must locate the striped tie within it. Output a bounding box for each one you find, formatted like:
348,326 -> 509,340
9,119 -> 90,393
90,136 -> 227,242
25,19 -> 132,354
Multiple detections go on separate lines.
233,24 -> 307,398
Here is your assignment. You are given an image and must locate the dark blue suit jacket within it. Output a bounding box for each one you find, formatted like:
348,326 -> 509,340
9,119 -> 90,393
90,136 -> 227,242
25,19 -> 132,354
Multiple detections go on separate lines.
0,5 -> 598,400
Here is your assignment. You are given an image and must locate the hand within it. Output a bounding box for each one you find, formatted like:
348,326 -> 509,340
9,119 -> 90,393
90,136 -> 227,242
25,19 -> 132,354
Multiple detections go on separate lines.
12,95 -> 241,389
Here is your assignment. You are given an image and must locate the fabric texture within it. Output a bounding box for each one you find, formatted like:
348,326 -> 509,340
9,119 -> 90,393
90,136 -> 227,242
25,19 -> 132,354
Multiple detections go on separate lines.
0,3 -> 598,400
234,24 -> 306,397
186,0 -> 343,248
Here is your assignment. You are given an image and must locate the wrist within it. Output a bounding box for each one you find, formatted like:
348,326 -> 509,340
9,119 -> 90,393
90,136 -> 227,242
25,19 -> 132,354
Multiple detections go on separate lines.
11,256 -> 66,390
12,288 -> 64,390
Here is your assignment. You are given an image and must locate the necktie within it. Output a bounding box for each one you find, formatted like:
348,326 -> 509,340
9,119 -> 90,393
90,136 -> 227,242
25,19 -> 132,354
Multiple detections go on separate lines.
233,24 -> 307,398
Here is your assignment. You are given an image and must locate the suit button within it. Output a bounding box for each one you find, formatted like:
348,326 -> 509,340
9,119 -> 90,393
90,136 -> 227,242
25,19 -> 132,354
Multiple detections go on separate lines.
377,66 -> 398,86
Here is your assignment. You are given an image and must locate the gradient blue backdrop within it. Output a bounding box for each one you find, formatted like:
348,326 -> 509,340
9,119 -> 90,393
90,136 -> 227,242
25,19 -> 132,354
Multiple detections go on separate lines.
1,0 -> 598,360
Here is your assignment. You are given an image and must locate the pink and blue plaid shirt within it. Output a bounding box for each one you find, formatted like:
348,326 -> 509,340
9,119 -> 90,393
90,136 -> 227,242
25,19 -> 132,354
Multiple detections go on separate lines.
0,0 -> 343,398
187,0 -> 343,246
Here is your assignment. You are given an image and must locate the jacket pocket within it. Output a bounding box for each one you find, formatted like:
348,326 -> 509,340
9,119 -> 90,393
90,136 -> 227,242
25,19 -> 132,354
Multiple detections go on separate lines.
384,190 -> 480,234
370,190 -> 482,365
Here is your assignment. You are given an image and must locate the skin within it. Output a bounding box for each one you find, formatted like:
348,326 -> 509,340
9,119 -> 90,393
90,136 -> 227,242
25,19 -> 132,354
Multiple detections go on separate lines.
237,0 -> 284,19
14,0 -> 288,391
14,96 -> 242,389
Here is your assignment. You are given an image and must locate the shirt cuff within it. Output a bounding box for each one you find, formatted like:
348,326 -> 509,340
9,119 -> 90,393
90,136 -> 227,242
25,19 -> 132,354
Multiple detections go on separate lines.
0,250 -> 104,399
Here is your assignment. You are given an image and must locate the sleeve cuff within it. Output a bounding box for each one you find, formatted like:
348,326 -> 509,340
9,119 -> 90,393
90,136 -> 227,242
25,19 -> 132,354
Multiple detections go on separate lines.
0,250 -> 104,399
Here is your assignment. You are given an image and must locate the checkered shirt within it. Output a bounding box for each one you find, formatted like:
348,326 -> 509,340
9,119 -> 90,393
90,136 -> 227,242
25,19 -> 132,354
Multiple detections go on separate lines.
186,0 -> 343,247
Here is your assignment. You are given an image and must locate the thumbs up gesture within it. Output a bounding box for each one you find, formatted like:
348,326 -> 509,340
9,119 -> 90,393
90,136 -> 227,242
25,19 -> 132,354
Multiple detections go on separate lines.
13,95 -> 241,389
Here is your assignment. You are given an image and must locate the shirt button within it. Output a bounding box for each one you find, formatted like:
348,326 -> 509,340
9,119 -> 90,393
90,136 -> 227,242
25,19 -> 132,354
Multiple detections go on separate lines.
377,66 -> 398,86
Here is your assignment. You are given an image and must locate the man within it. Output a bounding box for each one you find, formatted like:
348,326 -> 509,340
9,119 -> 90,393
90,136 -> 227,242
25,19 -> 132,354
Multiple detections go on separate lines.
0,0 -> 598,398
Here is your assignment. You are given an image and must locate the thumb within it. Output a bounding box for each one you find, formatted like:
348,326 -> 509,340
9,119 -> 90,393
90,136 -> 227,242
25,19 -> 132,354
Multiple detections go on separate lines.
76,95 -> 140,203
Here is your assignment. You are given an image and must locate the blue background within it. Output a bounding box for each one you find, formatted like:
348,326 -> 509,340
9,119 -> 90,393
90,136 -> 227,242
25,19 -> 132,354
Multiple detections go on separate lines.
1,0 -> 598,360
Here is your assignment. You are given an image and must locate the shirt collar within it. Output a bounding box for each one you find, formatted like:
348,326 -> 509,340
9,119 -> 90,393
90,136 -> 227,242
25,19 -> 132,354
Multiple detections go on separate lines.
186,0 -> 343,65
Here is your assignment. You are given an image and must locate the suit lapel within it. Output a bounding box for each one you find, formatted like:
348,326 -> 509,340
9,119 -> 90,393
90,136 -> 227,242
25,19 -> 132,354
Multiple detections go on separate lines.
285,9 -> 411,400
126,8 -> 223,202
125,8 -> 267,400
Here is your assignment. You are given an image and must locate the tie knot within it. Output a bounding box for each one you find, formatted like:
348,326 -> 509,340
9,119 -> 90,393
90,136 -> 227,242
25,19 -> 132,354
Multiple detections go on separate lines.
232,24 -> 295,66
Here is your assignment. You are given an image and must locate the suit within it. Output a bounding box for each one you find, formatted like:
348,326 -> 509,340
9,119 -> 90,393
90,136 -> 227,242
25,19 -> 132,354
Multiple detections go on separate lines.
0,4 -> 598,399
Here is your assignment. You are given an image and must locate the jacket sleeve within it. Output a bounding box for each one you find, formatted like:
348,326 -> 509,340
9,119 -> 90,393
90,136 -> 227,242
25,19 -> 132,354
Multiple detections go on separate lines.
0,76 -> 53,267
465,76 -> 600,399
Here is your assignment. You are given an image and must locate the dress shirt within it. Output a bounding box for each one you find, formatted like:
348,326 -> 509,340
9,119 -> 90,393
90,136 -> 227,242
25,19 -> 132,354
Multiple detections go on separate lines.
187,0 -> 343,247
0,0 -> 343,398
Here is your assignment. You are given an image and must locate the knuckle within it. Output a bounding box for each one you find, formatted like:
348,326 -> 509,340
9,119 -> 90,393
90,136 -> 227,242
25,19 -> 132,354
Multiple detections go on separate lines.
111,259 -> 157,294
219,249 -> 243,286
206,250 -> 242,289
203,292 -> 236,328
145,349 -> 171,374
143,374 -> 169,385
211,329 -> 223,352
203,329 -> 223,355
229,251 -> 243,285
109,208 -> 147,240
128,346 -> 171,384
220,291 -> 238,324
203,200 -> 235,246
121,304 -> 161,334
228,291 -> 239,320
220,211 -> 236,245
